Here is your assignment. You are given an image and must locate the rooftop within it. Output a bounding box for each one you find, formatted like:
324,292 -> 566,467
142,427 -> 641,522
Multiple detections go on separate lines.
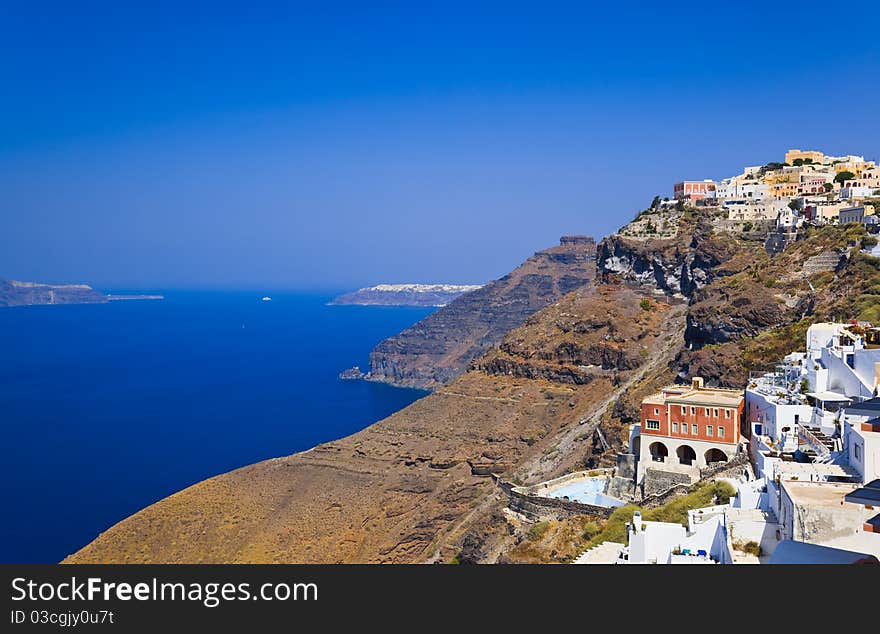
768,540 -> 879,564
845,479 -> 880,506
782,480 -> 859,506
775,461 -> 858,480
645,379 -> 743,408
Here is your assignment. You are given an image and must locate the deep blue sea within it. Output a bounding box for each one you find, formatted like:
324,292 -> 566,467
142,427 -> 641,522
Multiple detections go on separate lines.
0,292 -> 432,563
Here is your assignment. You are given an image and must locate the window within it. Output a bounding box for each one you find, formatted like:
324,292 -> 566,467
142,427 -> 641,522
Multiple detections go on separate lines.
690,407 -> 696,415
680,424 -> 687,435
646,420 -> 660,430
854,443 -> 862,461
681,406 -> 686,416
725,409 -> 731,419
705,408 -> 710,416
713,408 -> 719,417
718,426 -> 725,438
654,407 -> 659,415
672,422 -> 678,433
692,424 -> 698,435
707,425 -> 713,436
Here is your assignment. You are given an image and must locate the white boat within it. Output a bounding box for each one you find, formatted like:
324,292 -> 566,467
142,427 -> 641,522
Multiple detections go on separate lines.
261,296 -> 272,302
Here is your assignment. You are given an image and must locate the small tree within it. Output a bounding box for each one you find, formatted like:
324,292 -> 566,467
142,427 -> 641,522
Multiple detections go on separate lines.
639,298 -> 652,311
650,195 -> 661,209
834,170 -> 856,184
742,221 -> 753,232
823,182 -> 834,192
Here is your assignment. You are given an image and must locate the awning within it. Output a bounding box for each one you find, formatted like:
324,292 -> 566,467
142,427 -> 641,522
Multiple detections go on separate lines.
805,391 -> 852,402
845,479 -> 880,506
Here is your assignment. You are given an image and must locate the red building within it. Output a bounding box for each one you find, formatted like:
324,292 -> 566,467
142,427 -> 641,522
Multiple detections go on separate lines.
636,377 -> 745,478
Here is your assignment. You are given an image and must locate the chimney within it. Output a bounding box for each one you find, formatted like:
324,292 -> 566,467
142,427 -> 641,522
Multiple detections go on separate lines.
633,511 -> 643,533
692,377 -> 704,390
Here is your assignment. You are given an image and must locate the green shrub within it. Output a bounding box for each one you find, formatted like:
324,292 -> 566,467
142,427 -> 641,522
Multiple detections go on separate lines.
742,541 -> 762,556
527,521 -> 550,541
639,298 -> 652,311
581,521 -> 602,541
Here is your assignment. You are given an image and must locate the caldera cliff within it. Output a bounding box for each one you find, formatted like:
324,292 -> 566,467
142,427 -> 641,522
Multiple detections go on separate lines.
64,211 -> 880,563
365,235 -> 598,389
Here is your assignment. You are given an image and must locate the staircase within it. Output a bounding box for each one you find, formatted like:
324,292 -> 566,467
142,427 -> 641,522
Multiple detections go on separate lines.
572,541 -> 624,564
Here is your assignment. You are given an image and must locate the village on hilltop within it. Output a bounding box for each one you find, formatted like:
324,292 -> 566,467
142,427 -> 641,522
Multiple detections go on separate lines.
676,148 -> 878,227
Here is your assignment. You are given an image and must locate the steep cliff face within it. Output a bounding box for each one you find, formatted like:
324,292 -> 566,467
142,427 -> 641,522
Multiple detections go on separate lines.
0,279 -> 107,307
676,223 -> 879,387
366,236 -> 597,389
65,284 -> 684,564
597,212 -> 740,298
64,218 -> 880,564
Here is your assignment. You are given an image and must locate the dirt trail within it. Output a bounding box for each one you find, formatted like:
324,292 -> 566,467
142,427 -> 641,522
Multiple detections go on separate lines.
518,303 -> 687,481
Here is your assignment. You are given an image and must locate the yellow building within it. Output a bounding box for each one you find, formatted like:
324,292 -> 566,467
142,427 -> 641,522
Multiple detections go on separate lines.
785,149 -> 825,165
834,160 -> 877,178
769,182 -> 799,198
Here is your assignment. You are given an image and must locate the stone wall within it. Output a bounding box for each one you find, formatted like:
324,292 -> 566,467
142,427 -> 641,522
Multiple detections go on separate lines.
698,451 -> 751,481
642,467 -> 693,498
605,454 -> 637,501
495,478 -> 614,521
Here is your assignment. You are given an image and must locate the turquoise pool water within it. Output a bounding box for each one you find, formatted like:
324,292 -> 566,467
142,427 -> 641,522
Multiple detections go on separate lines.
547,477 -> 625,507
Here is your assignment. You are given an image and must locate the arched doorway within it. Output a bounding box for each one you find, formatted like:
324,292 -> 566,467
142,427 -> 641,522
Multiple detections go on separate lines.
649,441 -> 668,462
677,445 -> 696,466
705,448 -> 728,465
631,436 -> 641,457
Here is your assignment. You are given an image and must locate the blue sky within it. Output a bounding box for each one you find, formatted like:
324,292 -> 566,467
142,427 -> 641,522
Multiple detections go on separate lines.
1,2 -> 878,290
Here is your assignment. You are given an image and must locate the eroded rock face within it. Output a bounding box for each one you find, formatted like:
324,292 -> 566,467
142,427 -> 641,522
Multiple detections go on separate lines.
63,218 -> 880,565
597,217 -> 739,299
684,282 -> 786,348
366,237 -> 598,389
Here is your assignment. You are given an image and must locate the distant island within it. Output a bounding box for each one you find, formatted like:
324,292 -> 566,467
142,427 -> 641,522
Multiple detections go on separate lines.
329,283 -> 483,307
0,278 -> 163,307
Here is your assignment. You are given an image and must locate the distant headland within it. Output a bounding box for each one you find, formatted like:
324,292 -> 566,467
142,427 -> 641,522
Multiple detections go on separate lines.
329,283 -> 483,307
0,278 -> 163,307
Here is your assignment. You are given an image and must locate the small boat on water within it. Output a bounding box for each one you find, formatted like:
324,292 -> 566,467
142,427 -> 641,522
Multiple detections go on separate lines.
261,296 -> 272,302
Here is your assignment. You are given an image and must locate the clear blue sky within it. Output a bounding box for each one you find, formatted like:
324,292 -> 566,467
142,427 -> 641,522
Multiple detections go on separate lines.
2,1 -> 878,290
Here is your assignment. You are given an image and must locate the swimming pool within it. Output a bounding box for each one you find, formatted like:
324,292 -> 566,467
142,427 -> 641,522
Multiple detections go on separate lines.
546,477 -> 625,507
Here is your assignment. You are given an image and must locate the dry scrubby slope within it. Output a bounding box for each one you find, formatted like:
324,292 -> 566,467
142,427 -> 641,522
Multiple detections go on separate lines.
66,214 -> 880,563
66,285 -> 682,563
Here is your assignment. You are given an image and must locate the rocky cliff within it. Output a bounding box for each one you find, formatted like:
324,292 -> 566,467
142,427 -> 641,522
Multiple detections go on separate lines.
64,216 -> 880,564
365,236 -> 597,389
597,209 -> 741,298
0,279 -> 107,307
64,284 -> 684,564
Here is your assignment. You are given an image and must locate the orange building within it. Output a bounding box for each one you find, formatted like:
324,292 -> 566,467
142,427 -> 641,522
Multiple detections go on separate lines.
636,377 -> 745,480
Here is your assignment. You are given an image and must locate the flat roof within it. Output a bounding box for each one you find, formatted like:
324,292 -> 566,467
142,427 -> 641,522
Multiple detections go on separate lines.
782,480 -> 859,506
806,391 -> 852,402
845,480 -> 880,506
776,462 -> 858,479
846,398 -> 880,414
768,540 -> 879,564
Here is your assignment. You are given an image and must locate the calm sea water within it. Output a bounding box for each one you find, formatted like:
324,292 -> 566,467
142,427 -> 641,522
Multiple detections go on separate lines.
0,292 -> 432,563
